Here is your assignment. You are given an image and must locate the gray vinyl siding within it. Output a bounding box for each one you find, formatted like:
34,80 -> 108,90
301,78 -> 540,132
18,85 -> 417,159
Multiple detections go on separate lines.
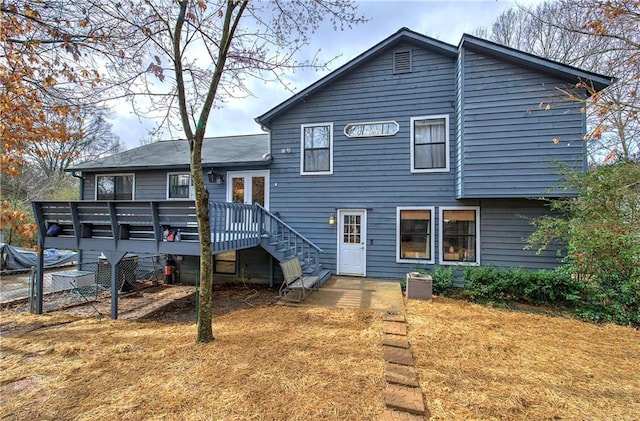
458,49 -> 586,198
480,199 -> 562,270
269,42 -> 459,279
455,49 -> 465,197
81,170 -> 228,201
267,42 -> 565,279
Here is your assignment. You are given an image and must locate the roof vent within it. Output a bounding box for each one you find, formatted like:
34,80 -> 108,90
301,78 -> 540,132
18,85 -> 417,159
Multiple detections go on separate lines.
393,50 -> 412,74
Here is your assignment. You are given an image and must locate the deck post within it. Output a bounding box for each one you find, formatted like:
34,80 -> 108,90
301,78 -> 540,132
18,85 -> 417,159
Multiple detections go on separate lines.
103,251 -> 127,319
35,239 -> 44,314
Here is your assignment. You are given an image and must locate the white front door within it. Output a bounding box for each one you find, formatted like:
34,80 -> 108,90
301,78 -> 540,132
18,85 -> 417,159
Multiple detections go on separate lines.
337,209 -> 366,276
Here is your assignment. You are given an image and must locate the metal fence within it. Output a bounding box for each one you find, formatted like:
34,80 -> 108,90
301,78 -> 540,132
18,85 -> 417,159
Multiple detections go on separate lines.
33,255 -> 163,313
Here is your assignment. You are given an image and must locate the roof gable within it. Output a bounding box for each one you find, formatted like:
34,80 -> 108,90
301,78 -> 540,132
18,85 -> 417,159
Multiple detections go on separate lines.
257,28 -> 614,128
256,27 -> 457,129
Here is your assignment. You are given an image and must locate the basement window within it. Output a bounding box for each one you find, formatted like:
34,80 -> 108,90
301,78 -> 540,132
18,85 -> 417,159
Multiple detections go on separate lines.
215,250 -> 237,275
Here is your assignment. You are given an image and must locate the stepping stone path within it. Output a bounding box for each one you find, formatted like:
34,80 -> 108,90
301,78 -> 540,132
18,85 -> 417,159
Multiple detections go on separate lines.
381,312 -> 428,420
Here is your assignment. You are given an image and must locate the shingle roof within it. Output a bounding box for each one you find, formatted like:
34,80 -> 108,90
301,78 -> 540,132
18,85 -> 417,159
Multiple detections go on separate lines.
68,133 -> 270,172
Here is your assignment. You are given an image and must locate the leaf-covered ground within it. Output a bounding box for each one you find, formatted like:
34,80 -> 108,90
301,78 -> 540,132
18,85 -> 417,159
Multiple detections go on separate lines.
2,290 -> 639,420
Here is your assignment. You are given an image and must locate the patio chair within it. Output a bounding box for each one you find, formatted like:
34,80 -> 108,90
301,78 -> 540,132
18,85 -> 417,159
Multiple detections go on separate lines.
278,256 -> 318,302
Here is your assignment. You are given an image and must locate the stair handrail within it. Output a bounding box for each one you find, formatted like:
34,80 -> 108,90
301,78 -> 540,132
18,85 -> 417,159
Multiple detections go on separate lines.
254,203 -> 324,253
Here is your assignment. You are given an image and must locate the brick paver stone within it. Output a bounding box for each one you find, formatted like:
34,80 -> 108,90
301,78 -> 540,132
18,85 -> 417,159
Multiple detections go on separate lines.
385,362 -> 419,387
383,321 -> 408,336
382,409 -> 426,421
384,345 -> 414,366
385,384 -> 426,415
383,334 -> 410,349
383,312 -> 406,323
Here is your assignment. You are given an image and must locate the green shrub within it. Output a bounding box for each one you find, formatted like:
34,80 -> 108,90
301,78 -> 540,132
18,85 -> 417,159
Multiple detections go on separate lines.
431,265 -> 455,295
463,265 -> 582,306
461,264 -> 639,327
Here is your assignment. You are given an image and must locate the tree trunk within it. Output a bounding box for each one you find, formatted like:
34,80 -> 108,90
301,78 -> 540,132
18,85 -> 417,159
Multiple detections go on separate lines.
191,135 -> 214,343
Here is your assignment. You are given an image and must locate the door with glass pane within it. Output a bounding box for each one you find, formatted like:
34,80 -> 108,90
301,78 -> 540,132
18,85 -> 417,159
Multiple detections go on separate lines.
226,170 -> 269,231
337,209 -> 366,276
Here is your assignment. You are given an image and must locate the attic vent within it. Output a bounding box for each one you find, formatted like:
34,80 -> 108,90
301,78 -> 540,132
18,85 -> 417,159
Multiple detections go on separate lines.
393,50 -> 412,74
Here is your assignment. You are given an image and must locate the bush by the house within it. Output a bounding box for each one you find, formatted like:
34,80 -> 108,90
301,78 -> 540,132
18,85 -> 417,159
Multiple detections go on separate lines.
461,265 -> 639,327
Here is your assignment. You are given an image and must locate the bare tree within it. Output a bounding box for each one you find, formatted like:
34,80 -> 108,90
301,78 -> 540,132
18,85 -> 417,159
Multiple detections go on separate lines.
475,0 -> 639,162
66,0 -> 364,342
25,107 -> 123,177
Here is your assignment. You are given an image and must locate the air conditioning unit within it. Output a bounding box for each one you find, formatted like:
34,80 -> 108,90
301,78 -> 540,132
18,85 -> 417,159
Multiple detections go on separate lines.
50,270 -> 96,292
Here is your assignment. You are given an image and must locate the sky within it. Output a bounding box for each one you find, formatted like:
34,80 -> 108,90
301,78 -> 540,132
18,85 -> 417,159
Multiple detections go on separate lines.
108,0 -> 545,150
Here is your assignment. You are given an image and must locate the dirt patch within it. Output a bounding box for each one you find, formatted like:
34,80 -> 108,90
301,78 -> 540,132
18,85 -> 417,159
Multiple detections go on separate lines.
138,283 -> 280,323
2,282 -> 280,326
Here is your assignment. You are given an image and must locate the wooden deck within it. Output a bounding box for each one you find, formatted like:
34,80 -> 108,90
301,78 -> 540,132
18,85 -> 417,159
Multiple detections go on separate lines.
32,200 -> 262,256
30,200 -> 326,319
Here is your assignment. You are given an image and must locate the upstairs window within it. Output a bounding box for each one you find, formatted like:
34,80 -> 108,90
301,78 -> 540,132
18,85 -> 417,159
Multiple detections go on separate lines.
411,115 -> 449,172
397,207 -> 434,263
440,207 -> 480,265
344,121 -> 399,138
301,123 -> 333,175
167,172 -> 192,199
96,174 -> 134,200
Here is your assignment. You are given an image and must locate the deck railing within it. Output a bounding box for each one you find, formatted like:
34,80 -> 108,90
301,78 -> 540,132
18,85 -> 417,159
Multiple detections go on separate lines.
32,200 -> 262,255
256,203 -> 323,276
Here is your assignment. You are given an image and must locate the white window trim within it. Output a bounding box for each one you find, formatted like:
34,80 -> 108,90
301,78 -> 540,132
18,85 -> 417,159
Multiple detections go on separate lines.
396,206 -> 435,264
166,172 -> 193,200
95,173 -> 135,200
343,120 -> 399,138
300,122 -> 333,175
438,206 -> 480,266
410,114 -> 450,173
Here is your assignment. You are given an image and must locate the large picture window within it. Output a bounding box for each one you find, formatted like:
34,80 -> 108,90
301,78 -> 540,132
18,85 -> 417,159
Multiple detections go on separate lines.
301,123 -> 333,175
440,207 -> 480,265
167,173 -> 192,199
96,174 -> 134,200
397,207 -> 434,263
411,115 -> 449,172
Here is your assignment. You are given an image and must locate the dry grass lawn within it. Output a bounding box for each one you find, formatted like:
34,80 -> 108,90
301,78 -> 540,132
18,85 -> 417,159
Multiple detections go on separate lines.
407,297 -> 640,420
0,307 -> 384,420
2,295 -> 639,420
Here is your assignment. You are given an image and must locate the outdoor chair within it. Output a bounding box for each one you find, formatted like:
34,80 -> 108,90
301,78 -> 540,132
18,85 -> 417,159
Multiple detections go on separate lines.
278,256 -> 318,302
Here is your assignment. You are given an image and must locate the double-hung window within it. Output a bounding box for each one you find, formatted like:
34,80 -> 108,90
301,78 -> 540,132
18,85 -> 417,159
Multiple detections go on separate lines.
440,207 -> 480,265
96,174 -> 134,200
410,115 -> 449,172
397,207 -> 434,263
301,123 -> 333,175
167,172 -> 192,199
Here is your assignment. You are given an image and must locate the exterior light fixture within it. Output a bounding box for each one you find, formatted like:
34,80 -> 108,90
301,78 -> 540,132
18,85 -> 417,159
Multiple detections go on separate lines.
328,213 -> 336,225
207,170 -> 224,185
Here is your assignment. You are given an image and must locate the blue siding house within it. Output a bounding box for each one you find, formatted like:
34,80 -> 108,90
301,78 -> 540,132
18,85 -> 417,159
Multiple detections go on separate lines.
34,28 -> 613,292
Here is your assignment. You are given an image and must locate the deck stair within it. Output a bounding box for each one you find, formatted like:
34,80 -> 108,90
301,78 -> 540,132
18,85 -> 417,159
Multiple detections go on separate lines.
256,204 -> 331,295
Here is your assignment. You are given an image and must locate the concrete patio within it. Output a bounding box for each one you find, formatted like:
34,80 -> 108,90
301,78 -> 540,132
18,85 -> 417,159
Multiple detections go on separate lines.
300,276 -> 405,313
